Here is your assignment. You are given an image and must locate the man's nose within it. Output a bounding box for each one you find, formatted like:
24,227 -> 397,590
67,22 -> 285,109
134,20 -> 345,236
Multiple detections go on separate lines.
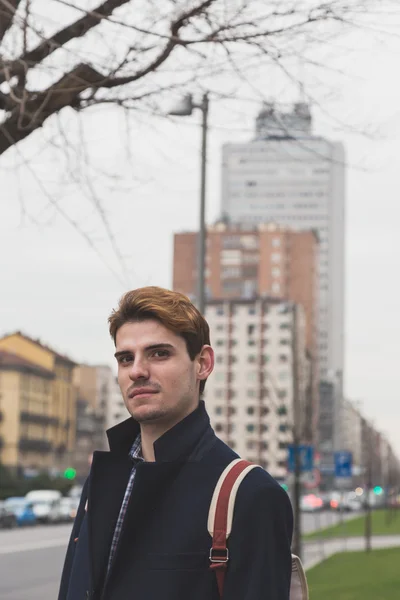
128,357 -> 150,381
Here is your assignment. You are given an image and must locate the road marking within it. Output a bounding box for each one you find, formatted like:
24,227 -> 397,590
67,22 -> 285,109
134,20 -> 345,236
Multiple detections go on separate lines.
0,538 -> 68,555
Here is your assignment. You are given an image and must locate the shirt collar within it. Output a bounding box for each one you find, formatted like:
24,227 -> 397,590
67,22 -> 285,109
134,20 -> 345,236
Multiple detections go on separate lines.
129,434 -> 143,461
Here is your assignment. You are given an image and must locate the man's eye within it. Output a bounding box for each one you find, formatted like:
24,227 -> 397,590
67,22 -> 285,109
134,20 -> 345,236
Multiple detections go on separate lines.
152,350 -> 169,358
119,356 -> 132,364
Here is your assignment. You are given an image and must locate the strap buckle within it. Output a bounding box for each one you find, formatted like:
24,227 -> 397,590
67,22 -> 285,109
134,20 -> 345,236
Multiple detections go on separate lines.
209,547 -> 229,563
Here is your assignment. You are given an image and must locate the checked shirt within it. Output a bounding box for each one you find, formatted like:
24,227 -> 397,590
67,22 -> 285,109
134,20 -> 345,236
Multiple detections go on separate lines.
107,434 -> 143,573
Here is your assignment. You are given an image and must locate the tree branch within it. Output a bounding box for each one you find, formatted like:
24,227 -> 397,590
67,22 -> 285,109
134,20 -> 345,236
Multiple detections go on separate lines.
0,0 -> 22,43
0,0 -> 131,84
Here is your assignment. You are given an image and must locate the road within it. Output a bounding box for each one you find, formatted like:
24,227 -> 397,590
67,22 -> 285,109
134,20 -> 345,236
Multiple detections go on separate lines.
0,511 -> 362,599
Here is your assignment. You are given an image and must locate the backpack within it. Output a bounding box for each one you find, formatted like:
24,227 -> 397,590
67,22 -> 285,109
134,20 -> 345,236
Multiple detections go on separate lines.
207,458 -> 309,600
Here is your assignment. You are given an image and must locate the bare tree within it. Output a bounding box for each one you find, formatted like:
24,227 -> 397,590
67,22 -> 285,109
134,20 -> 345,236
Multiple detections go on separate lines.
0,0 -> 380,157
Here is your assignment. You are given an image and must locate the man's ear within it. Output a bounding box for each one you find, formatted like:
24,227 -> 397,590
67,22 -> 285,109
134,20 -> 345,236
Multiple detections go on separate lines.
197,345 -> 214,382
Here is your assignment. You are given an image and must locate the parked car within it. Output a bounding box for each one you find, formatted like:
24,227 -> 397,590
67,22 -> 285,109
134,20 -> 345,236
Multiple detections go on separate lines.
58,497 -> 79,522
300,493 -> 324,512
25,490 -> 62,524
0,501 -> 17,529
3,497 -> 37,526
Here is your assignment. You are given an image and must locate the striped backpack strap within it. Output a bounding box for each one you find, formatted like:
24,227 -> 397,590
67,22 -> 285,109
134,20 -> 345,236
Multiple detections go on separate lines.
207,459 -> 256,597
207,458 -> 309,600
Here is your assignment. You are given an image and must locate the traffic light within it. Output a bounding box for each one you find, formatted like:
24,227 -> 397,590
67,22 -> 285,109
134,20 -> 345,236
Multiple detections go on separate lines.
373,485 -> 383,496
64,467 -> 76,480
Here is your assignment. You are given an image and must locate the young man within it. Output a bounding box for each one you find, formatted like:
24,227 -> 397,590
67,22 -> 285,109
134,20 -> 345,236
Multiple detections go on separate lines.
58,287 -> 293,600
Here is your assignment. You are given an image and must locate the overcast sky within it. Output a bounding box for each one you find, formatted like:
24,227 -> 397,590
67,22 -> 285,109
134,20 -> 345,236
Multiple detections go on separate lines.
1,8 -> 400,454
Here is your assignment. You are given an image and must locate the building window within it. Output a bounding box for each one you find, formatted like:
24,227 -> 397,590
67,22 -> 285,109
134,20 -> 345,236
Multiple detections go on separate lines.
261,407 -> 269,417
261,424 -> 268,433
260,441 -> 268,450
247,372 -> 257,382
277,406 -> 287,416
262,355 -> 269,364
248,306 -> 256,315
279,424 -> 288,432
279,354 -> 288,363
215,406 -> 223,415
247,389 -> 256,398
216,372 -> 225,382
216,355 -> 223,364
272,267 -> 281,277
262,323 -> 270,331
248,339 -> 256,347
247,406 -> 255,415
248,324 -> 255,336
279,442 -> 288,450
216,339 -> 225,347
272,237 -> 281,248
215,389 -> 224,398
271,252 -> 281,263
272,283 -> 281,294
279,339 -> 290,346
216,324 -> 224,331
277,390 -> 288,399
216,306 -> 224,315
215,423 -> 224,432
247,440 -> 255,450
246,424 -> 255,433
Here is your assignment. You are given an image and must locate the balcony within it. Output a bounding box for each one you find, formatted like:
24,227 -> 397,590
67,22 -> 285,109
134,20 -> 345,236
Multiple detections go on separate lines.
20,411 -> 58,426
19,438 -> 53,453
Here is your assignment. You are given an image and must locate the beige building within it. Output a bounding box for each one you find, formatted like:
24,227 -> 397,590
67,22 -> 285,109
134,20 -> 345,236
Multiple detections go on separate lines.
204,298 -> 309,481
0,332 -> 77,474
74,364 -> 127,432
174,222 -> 319,439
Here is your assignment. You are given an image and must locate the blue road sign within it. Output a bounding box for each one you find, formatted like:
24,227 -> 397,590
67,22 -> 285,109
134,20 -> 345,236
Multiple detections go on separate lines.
288,445 -> 314,473
334,451 -> 353,478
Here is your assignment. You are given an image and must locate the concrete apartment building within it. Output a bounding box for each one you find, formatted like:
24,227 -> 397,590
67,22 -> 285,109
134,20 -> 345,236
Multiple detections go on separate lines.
0,332 -> 77,475
220,103 -> 345,384
174,222 -> 319,439
204,298 -> 309,481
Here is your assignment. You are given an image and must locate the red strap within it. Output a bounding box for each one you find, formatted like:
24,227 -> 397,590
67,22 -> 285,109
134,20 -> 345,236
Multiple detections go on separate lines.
210,460 -> 252,598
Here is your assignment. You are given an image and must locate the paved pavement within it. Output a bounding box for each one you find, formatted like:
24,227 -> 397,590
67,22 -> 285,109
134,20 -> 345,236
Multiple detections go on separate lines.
0,512 -> 395,599
303,534 -> 400,570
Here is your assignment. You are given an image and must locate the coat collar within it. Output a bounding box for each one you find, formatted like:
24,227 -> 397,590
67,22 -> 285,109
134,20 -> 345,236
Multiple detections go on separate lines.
106,400 -> 211,462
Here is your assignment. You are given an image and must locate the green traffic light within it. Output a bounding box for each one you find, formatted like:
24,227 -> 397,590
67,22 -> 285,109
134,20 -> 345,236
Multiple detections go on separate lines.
64,467 -> 76,480
373,486 -> 383,495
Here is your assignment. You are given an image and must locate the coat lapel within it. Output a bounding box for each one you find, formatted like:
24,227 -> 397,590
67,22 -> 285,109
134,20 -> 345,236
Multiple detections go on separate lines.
88,451 -> 132,592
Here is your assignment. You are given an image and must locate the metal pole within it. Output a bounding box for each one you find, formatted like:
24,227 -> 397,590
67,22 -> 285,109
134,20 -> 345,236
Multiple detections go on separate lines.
197,92 -> 209,315
291,304 -> 302,559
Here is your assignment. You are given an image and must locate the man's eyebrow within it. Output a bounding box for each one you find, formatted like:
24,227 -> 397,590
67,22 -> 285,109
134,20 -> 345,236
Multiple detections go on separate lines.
145,343 -> 175,351
114,343 -> 175,359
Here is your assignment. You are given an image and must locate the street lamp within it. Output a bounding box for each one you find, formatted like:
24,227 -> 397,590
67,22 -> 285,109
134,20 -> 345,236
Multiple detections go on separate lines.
169,93 -> 209,315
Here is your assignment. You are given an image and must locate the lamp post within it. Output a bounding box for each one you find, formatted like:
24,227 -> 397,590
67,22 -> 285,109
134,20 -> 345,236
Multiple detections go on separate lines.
169,93 -> 209,314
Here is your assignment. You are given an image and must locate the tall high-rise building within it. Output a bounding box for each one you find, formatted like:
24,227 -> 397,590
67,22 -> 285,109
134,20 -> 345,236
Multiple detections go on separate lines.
220,103 -> 345,383
204,298 -> 309,480
174,223 -> 319,439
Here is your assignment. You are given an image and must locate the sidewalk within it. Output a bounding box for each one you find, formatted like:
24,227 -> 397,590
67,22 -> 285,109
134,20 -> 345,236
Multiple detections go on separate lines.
303,535 -> 400,570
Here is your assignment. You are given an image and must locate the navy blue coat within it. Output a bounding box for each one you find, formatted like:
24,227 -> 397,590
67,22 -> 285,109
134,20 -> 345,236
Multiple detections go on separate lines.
58,401 -> 293,600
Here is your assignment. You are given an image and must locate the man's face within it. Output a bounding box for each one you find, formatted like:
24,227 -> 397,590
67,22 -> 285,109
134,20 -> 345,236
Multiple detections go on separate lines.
115,319 -> 214,426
